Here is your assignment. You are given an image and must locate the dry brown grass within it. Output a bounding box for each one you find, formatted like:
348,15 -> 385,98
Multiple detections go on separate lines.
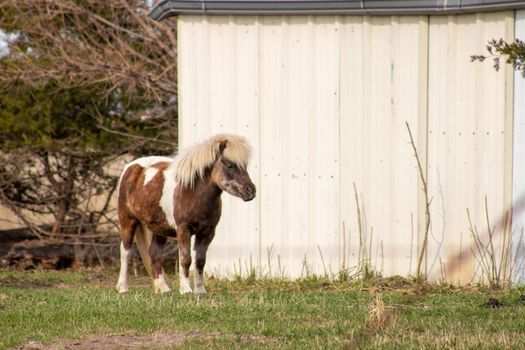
345,293 -> 397,349
365,293 -> 397,333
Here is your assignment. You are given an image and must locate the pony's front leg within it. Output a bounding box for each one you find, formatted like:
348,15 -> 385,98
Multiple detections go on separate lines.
194,232 -> 214,294
177,227 -> 193,294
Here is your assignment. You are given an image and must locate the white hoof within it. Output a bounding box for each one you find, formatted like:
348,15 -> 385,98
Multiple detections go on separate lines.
154,285 -> 172,294
153,273 -> 171,294
179,275 -> 193,294
194,286 -> 207,295
116,282 -> 129,294
180,286 -> 193,294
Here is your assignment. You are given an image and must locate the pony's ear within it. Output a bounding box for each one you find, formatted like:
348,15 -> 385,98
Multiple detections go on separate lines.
218,140 -> 228,154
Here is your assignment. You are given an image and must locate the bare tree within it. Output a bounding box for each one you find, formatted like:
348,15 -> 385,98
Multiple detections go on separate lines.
0,0 -> 178,264
0,0 -> 178,102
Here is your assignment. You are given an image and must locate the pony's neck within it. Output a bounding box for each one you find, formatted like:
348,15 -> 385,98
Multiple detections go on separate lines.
192,173 -> 222,202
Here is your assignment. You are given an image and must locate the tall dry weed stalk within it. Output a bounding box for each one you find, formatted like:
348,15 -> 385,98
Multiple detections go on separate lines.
366,293 -> 396,333
467,196 -> 513,289
353,183 -> 379,279
406,122 -> 431,282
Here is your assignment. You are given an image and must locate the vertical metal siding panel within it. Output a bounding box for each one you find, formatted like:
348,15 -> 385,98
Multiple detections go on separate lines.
503,13 -> 515,283
177,18 -> 186,145
396,16 -> 429,277
178,16 -> 207,148
426,16 -> 449,282
365,16 -> 397,275
416,16 -> 430,279
310,16 -> 340,275
340,16 -> 424,277
259,16 -> 287,276
185,16 -> 211,144
280,16 -> 315,276
339,16 -> 365,273
208,16 -> 234,136
282,16 -> 312,275
427,12 -> 513,284
512,10 -> 525,282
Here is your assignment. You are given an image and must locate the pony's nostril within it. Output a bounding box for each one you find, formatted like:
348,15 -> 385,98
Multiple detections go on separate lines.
245,184 -> 255,196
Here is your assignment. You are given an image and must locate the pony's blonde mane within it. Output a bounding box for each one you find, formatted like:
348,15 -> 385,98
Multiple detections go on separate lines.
171,134 -> 252,188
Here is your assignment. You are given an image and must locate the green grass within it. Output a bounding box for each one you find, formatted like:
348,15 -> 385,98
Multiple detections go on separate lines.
1,270 -> 525,349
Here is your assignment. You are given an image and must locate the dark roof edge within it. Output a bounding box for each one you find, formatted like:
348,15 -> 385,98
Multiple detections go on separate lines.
149,1 -> 525,20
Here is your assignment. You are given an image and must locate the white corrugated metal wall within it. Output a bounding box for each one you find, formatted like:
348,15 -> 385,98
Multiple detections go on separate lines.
177,11 -> 518,284
512,10 -> 525,283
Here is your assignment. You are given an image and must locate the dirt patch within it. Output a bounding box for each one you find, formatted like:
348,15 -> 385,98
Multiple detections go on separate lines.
17,331 -> 213,350
0,278 -> 54,289
17,331 -> 271,350
482,297 -> 504,308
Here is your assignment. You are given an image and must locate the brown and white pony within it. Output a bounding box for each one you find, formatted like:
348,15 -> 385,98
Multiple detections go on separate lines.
116,134 -> 256,294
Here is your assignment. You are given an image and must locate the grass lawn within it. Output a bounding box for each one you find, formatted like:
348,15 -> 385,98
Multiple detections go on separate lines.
1,270 -> 525,349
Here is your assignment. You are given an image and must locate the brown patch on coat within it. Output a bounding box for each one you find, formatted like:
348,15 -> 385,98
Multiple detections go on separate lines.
119,162 -> 176,238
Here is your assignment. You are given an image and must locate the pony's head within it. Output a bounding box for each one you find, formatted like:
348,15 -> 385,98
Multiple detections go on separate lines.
211,140 -> 256,201
172,134 -> 256,201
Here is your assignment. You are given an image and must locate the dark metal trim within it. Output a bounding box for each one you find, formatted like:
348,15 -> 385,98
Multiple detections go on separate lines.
149,0 -> 525,20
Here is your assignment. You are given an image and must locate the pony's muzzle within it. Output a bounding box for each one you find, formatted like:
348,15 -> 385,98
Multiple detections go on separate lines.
242,183 -> 256,201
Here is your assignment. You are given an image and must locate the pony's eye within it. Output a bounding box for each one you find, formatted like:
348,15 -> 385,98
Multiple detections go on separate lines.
227,164 -> 234,169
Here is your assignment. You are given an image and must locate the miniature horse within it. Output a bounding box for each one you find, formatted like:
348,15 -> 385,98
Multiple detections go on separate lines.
116,134 -> 256,294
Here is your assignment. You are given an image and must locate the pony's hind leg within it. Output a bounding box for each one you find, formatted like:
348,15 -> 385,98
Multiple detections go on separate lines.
150,234 -> 171,294
194,231 -> 215,294
116,214 -> 138,293
177,226 -> 193,294
116,241 -> 132,293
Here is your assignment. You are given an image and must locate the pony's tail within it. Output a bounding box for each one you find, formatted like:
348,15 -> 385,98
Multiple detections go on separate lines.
135,225 -> 153,278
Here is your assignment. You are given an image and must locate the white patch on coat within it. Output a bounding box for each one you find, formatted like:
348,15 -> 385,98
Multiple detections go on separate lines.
118,156 -> 173,197
116,242 -> 132,293
143,167 -> 158,186
160,166 -> 177,228
153,272 -> 171,294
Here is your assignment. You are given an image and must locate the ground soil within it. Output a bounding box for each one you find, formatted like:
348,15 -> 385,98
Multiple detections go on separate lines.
16,331 -> 266,350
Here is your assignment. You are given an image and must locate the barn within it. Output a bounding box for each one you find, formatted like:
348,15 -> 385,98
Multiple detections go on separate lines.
149,0 -> 525,285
